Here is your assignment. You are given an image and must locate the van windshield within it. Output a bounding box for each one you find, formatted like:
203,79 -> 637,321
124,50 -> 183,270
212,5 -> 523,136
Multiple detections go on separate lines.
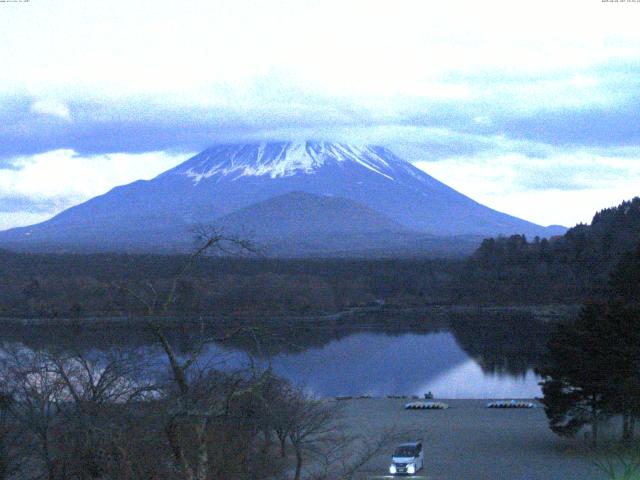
394,446 -> 418,457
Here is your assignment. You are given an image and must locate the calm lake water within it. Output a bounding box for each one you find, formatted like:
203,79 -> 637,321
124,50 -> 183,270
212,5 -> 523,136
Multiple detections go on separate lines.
0,310 -> 555,399
208,330 -> 543,399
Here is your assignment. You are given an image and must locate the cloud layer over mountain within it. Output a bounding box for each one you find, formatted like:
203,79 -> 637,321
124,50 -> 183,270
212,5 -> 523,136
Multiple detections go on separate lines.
1,0 -> 639,228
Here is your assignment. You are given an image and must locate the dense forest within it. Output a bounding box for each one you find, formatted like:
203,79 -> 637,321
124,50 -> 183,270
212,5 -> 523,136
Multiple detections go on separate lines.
0,252 -> 461,318
0,197 -> 639,318
537,241 -> 640,444
460,197 -> 640,304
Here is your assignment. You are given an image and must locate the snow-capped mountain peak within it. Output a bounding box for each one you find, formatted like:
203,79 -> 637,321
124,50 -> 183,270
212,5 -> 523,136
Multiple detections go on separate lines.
0,140 -> 564,255
166,142 -> 402,183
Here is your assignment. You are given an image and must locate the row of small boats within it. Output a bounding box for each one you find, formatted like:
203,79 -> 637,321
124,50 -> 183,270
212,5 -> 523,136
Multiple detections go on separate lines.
405,401 -> 449,409
404,400 -> 536,410
487,400 -> 535,409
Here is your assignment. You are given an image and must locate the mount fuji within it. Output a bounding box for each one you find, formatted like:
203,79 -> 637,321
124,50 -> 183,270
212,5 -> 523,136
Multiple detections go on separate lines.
0,142 -> 564,256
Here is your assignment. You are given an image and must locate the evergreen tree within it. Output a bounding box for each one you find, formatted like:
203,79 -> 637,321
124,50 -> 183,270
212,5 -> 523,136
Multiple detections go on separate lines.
605,244 -> 640,441
538,303 -> 612,443
539,242 -> 640,443
464,197 -> 640,304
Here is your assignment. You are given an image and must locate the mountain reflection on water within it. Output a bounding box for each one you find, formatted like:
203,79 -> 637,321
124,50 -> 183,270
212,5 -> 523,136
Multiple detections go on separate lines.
0,310 -> 555,398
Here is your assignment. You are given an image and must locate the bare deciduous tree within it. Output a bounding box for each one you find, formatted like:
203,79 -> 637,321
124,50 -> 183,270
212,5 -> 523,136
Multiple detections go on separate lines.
0,346 -> 165,480
0,390 -> 23,480
310,427 -> 418,480
1,348 -> 66,480
120,229 -> 282,480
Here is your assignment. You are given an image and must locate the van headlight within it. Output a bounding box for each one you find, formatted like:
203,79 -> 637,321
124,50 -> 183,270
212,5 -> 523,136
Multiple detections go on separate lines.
389,464 -> 397,474
407,463 -> 415,474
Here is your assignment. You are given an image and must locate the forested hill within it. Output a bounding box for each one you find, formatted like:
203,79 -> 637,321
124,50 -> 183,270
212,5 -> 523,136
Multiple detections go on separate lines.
1,198 -> 639,318
458,197 -> 640,304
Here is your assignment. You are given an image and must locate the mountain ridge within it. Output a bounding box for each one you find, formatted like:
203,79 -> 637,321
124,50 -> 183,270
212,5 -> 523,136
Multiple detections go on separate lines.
216,191 -> 407,236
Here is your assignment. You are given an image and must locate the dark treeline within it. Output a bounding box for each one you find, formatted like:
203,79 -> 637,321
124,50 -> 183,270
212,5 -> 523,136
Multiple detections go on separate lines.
0,252 -> 461,318
460,197 -> 640,304
2,197 -> 640,318
538,242 -> 640,445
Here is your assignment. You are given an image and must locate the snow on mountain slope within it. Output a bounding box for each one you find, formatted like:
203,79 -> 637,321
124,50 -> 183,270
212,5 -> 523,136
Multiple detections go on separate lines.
164,142 -> 398,181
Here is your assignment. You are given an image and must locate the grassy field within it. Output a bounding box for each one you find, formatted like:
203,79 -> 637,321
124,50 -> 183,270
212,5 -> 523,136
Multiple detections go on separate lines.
336,398 -> 601,480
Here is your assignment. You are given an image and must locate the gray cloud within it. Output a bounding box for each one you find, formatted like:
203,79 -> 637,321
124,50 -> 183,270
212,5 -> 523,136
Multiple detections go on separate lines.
1,60 -> 639,168
514,162 -> 629,191
0,194 -> 72,214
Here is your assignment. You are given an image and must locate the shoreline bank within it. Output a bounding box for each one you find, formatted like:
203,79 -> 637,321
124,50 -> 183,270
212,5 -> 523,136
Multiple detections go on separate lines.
0,303 -> 579,327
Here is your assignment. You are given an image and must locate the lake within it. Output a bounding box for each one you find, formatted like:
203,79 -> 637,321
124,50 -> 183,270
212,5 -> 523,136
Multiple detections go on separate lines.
0,309 -> 555,399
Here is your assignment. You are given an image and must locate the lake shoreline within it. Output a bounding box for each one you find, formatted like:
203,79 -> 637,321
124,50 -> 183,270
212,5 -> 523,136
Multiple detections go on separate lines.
0,303 -> 579,327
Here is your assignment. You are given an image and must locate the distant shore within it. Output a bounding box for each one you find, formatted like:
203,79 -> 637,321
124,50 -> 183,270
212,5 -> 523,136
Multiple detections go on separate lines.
0,303 -> 579,327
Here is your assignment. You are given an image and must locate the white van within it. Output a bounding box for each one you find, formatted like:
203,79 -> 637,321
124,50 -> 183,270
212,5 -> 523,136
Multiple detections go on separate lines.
389,441 -> 424,475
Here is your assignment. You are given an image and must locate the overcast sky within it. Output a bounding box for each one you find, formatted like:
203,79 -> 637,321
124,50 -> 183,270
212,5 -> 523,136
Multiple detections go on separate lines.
1,0 -> 639,230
